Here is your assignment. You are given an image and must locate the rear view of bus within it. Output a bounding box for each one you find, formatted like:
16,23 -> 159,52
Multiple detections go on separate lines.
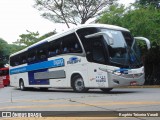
0,67 -> 10,86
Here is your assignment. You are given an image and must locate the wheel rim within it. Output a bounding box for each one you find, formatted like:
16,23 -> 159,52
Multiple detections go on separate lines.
75,78 -> 84,91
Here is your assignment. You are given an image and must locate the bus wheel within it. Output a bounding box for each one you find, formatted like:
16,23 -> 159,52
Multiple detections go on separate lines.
72,75 -> 88,93
100,88 -> 113,93
19,80 -> 26,91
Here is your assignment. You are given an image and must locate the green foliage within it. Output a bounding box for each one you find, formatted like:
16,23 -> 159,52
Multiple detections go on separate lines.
99,4 -> 160,46
121,7 -> 160,46
0,30 -> 56,67
8,44 -> 24,54
0,38 -> 10,67
38,31 -> 57,41
0,38 -> 23,67
99,4 -> 125,25
136,0 -> 160,8
13,30 -> 40,47
13,30 -> 57,48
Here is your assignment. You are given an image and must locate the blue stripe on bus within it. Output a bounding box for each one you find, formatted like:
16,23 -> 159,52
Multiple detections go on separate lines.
28,68 -> 49,85
10,58 -> 64,75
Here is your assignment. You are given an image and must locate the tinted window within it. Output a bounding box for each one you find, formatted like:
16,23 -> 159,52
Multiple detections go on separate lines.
21,53 -> 27,64
10,57 -> 14,66
77,28 -> 107,64
61,33 -> 82,54
48,33 -> 82,57
37,43 -> 48,60
10,33 -> 83,66
76,28 -> 100,53
10,55 -> 21,66
48,39 -> 61,57
27,50 -> 37,63
92,39 -> 106,64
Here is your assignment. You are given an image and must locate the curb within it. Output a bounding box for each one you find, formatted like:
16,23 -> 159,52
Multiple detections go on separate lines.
119,85 -> 160,88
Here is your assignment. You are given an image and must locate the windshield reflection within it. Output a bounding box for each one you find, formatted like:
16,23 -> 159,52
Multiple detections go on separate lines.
101,29 -> 142,68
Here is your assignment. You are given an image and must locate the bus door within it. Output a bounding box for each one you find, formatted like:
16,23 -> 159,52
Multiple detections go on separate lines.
86,36 -> 109,88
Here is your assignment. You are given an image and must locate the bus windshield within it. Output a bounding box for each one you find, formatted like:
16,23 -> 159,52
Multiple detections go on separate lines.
101,29 -> 142,68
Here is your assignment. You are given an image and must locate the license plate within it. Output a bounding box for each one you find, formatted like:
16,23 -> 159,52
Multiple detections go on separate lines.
130,81 -> 137,86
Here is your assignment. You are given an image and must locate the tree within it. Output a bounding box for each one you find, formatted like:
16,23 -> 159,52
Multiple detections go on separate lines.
122,7 -> 160,46
0,38 -> 10,67
13,30 -> 57,48
13,30 -> 40,47
8,44 -> 24,54
38,30 -> 57,40
99,4 -> 160,45
136,0 -> 160,8
33,0 -> 115,28
98,4 -> 125,25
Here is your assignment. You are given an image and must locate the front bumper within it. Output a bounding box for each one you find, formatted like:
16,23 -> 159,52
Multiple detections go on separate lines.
108,72 -> 145,88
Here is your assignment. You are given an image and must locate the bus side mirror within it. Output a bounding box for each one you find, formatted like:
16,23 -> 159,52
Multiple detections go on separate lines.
85,32 -> 114,45
134,37 -> 151,50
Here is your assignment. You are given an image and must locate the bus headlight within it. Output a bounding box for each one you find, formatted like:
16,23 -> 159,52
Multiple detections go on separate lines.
113,72 -> 122,76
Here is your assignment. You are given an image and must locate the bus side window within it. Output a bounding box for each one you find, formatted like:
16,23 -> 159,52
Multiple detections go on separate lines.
37,49 -> 47,60
22,59 -> 27,64
63,46 -> 69,53
62,37 -> 70,54
72,43 -> 82,53
10,57 -> 15,66
49,50 -> 56,56
13,55 -> 21,66
61,33 -> 82,54
48,39 -> 61,57
28,51 -> 36,63
92,39 -> 106,64
21,54 -> 27,64
37,43 -> 48,60
15,62 -> 19,66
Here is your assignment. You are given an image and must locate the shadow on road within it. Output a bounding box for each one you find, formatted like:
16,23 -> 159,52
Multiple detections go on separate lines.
13,87 -> 139,95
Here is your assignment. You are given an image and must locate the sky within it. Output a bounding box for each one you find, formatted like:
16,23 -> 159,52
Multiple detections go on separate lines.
0,0 -> 135,44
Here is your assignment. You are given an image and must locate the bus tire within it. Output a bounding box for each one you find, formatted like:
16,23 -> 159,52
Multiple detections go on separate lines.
100,88 -> 113,93
71,75 -> 88,93
19,80 -> 26,91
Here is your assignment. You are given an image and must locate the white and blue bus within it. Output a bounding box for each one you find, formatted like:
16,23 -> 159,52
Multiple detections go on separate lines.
9,24 -> 150,92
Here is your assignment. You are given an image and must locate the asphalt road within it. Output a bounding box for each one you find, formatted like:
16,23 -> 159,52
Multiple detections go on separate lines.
0,86 -> 160,120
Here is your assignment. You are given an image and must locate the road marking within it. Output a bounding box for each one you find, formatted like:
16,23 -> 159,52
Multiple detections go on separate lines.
0,99 -> 67,104
0,101 -> 160,110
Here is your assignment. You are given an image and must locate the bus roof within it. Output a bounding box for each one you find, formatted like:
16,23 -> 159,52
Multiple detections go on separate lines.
10,24 -> 129,57
76,24 -> 129,32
